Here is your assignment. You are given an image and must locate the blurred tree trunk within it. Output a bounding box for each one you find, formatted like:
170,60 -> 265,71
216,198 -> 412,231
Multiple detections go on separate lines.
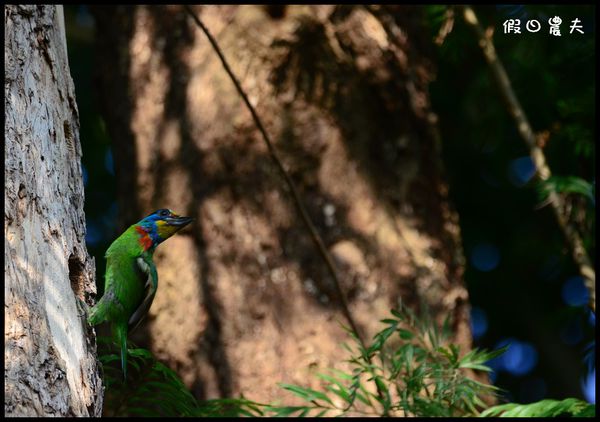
4,5 -> 102,417
92,5 -> 477,403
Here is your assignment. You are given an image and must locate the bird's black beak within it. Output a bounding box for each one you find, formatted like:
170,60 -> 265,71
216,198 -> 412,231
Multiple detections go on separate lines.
165,216 -> 194,227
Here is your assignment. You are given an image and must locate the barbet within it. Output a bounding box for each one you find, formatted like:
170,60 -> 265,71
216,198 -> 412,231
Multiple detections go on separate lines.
87,209 -> 193,379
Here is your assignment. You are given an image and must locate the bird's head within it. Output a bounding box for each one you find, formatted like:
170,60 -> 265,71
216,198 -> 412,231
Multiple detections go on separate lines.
135,209 -> 193,250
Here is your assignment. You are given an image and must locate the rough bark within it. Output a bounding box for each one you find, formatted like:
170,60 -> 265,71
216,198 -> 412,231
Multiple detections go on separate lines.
4,5 -> 102,417
92,4 -> 476,405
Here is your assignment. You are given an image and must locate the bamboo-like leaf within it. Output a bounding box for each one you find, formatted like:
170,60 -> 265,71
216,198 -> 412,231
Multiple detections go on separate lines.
265,405 -> 312,417
317,372 -> 351,403
314,409 -> 330,417
398,329 -> 414,340
480,398 -> 594,418
328,368 -> 354,381
279,383 -> 334,405
437,346 -> 457,365
99,354 -> 120,365
537,176 -> 594,202
391,308 -> 406,320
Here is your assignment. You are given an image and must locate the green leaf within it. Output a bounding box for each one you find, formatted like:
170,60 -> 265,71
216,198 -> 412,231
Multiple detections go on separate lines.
298,407 -> 311,417
449,344 -> 460,362
441,314 -> 452,338
326,385 -> 350,403
356,381 -> 374,406
100,345 -> 274,417
369,324 -> 396,352
398,329 -> 414,340
480,398 -> 594,418
437,346 -> 457,365
459,363 -> 492,372
265,405 -> 312,417
344,368 -> 371,408
373,376 -> 391,411
128,347 -> 155,359
317,372 -> 351,403
536,176 -> 594,202
404,343 -> 415,368
459,346 -> 507,372
328,368 -> 353,381
391,308 -> 406,320
99,354 -> 120,365
279,383 -> 334,405
341,342 -> 354,354
314,409 -> 330,417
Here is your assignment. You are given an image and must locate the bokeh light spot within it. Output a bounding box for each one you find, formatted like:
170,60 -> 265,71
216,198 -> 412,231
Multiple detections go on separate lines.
471,243 -> 500,272
496,338 -> 538,376
486,339 -> 512,382
470,306 -> 489,339
104,148 -> 115,176
508,156 -> 536,187
82,164 -> 88,187
583,340 -> 595,373
496,4 -> 528,20
561,276 -> 590,307
582,369 -> 595,404
76,5 -> 95,28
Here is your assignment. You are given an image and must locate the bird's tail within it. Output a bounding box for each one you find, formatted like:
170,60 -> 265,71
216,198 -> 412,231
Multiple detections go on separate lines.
114,322 -> 129,380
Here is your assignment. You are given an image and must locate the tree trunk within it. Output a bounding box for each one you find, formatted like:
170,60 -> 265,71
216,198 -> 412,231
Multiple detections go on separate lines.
92,4 -> 475,405
4,5 -> 102,417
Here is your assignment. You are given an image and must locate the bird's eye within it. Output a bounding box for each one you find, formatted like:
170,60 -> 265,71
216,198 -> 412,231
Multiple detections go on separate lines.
159,209 -> 170,217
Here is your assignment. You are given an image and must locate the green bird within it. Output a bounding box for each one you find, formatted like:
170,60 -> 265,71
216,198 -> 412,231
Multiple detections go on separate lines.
87,209 -> 193,379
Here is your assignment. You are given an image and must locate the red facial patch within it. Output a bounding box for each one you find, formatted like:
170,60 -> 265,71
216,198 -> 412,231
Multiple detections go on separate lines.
135,226 -> 153,251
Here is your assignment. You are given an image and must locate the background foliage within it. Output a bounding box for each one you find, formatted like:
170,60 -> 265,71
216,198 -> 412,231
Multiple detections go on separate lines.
64,4 -> 595,411
98,307 -> 594,417
429,4 -> 594,404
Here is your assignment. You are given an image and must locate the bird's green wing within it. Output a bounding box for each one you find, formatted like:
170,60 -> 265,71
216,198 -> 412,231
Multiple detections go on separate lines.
127,254 -> 158,332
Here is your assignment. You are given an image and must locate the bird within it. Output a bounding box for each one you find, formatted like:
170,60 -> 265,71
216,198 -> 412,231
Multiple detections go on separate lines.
87,208 -> 193,379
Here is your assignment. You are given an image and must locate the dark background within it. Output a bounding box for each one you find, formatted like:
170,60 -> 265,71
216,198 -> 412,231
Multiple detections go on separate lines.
64,5 -> 595,405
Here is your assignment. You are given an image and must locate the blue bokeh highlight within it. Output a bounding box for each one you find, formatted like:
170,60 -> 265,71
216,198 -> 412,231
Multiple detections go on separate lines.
470,306 -> 489,340
508,156 -> 536,187
104,148 -> 115,176
561,276 -> 590,306
488,338 -> 539,378
471,243 -> 500,272
82,164 -> 88,187
582,369 -> 595,404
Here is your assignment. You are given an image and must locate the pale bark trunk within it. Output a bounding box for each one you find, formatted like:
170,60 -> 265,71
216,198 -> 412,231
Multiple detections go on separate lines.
4,5 -> 102,417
